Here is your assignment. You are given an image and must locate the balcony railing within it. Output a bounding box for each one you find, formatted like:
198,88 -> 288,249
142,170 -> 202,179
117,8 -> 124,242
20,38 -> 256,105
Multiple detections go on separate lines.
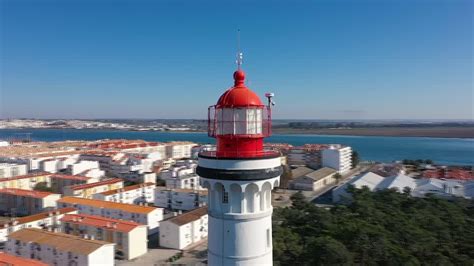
198,145 -> 280,159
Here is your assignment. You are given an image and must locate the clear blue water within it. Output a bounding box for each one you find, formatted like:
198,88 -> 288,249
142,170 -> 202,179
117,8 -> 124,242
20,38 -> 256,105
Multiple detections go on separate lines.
0,129 -> 473,165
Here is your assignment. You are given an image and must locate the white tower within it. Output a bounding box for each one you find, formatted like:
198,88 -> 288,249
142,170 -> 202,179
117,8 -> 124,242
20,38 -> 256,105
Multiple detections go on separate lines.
197,66 -> 282,265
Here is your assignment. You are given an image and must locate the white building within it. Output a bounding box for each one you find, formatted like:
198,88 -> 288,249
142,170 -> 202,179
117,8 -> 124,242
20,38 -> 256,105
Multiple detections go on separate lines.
0,252 -> 48,266
165,174 -> 202,190
289,167 -> 337,191
0,207 -> 77,243
0,163 -> 28,179
67,160 -> 103,176
159,207 -> 208,250
49,174 -> 99,194
0,141 -> 9,147
61,213 -> 148,260
6,228 -> 115,266
155,188 -> 208,211
93,182 -> 155,205
165,142 -> 196,159
63,178 -> 124,199
0,173 -> 52,190
0,189 -> 61,216
322,145 -> 352,173
412,178 -> 466,199
330,172 -> 473,202
57,196 -> 163,234
40,155 -> 79,174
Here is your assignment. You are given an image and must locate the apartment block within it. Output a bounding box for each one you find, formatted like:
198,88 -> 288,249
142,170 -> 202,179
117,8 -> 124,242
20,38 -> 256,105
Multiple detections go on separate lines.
0,163 -> 27,179
93,182 -> 155,205
155,188 -> 207,211
63,178 -> 124,198
0,189 -> 61,216
6,228 -> 115,266
0,252 -> 48,266
159,207 -> 208,250
61,214 -> 147,260
0,208 -> 77,243
57,197 -> 163,234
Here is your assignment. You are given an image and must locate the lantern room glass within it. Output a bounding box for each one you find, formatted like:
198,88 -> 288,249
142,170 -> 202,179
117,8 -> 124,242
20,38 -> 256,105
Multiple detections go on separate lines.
215,108 -> 263,135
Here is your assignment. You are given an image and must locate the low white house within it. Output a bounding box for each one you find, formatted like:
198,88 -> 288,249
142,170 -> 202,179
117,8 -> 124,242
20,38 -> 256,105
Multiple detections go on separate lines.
159,207 -> 208,250
289,167 -> 337,191
93,182 -> 155,204
0,207 -> 77,243
331,172 -> 449,202
155,188 -> 207,211
57,196 -> 163,234
61,213 -> 148,260
6,228 -> 115,266
0,188 -> 61,216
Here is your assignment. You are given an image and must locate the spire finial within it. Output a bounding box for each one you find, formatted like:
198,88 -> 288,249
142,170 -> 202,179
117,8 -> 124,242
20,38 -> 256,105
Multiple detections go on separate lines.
236,29 -> 243,70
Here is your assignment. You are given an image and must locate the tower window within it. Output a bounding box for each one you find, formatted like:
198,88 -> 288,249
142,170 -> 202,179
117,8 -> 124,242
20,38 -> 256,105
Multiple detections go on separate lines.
266,229 -> 270,247
223,191 -> 229,203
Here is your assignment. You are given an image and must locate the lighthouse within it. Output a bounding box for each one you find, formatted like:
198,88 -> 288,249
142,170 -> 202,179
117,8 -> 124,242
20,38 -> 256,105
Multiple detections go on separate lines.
197,53 -> 282,266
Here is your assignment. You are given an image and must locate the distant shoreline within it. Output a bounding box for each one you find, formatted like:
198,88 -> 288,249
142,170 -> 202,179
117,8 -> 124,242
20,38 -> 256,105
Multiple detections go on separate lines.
1,126 -> 473,139
272,127 -> 474,139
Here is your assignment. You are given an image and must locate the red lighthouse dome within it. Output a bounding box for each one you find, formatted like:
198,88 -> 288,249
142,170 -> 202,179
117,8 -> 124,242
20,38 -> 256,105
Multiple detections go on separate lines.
206,68 -> 273,158
216,70 -> 264,108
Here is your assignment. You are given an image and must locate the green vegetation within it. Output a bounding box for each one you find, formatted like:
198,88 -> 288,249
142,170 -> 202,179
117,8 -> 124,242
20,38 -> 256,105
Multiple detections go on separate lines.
333,173 -> 342,184
273,189 -> 474,265
402,159 -> 434,166
33,182 -> 53,192
351,150 -> 359,168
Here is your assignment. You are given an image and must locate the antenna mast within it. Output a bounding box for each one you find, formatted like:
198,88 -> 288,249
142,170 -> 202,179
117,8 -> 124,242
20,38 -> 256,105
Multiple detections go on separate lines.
236,29 -> 243,70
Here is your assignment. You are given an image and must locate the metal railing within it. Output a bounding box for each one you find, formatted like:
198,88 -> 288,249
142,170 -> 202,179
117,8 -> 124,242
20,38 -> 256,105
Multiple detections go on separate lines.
198,145 -> 280,158
208,106 -> 272,138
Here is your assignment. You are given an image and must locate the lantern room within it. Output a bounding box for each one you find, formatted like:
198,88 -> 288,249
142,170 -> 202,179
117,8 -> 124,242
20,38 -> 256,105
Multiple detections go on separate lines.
207,70 -> 273,158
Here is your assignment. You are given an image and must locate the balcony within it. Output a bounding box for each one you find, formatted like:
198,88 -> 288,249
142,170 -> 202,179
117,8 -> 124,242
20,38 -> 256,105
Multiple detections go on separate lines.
198,145 -> 280,159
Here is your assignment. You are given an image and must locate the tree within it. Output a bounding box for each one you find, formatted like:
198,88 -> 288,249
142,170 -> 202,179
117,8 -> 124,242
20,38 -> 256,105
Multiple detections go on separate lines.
33,182 -> 53,192
351,150 -> 360,168
289,191 -> 308,209
333,173 -> 343,184
305,236 -> 352,265
273,187 -> 474,265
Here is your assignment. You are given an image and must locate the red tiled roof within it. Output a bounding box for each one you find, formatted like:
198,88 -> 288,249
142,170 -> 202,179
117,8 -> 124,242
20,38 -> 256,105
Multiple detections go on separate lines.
0,172 -> 50,182
58,197 -> 159,214
0,188 -> 58,199
0,207 -> 77,227
68,178 -> 123,191
50,174 -> 90,181
0,252 -> 48,266
165,207 -> 207,226
99,182 -> 155,196
60,213 -> 143,233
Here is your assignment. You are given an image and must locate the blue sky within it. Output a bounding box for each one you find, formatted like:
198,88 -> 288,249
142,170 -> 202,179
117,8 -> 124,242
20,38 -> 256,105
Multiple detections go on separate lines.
1,0 -> 472,120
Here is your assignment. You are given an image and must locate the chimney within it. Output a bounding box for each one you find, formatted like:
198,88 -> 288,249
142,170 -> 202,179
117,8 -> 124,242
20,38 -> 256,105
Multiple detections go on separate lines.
106,222 -> 111,228
112,223 -> 117,229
